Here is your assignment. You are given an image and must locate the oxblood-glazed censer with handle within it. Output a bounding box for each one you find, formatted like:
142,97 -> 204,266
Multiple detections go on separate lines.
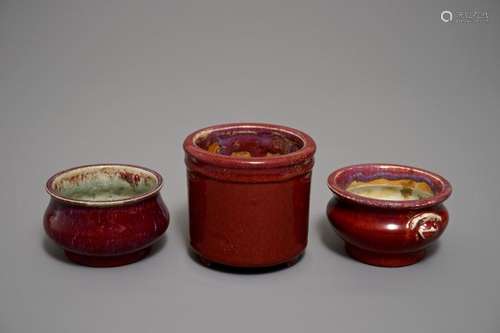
183,123 -> 316,268
44,164 -> 169,267
327,163 -> 452,267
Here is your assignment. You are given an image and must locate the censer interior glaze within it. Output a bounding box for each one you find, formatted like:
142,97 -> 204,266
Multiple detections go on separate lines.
51,166 -> 158,201
194,129 -> 304,158
346,178 -> 434,201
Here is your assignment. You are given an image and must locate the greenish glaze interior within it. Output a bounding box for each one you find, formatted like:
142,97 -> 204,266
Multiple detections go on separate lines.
52,166 -> 158,202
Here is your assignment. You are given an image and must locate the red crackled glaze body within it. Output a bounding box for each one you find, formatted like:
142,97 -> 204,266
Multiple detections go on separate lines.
327,164 -> 452,267
44,164 -> 169,267
184,123 -> 316,268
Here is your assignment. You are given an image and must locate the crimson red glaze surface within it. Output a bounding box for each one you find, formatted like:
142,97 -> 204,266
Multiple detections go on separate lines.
327,164 -> 452,267
44,164 -> 169,267
184,123 -> 316,268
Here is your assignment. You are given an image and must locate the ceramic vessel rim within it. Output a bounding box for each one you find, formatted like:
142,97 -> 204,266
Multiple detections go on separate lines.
45,163 -> 164,207
183,122 -> 316,169
327,163 -> 452,209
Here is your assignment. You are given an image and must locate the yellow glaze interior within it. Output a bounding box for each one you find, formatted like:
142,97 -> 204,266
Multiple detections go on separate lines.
346,178 -> 434,201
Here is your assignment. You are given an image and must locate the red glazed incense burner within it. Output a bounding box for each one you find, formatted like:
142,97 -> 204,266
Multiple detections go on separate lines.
183,123 -> 316,268
327,164 -> 452,267
44,164 -> 169,267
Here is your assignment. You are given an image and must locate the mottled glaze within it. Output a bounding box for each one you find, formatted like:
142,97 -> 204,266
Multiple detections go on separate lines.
184,123 -> 316,268
346,178 -> 433,201
327,164 -> 452,267
44,164 -> 169,267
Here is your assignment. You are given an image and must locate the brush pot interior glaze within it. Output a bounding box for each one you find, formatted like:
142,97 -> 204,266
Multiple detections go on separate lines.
44,164 -> 169,267
184,123 -> 316,268
327,164 -> 452,267
195,128 -> 303,157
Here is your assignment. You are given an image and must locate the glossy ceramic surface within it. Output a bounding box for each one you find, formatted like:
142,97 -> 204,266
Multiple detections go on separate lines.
184,123 -> 316,268
327,163 -> 452,267
44,164 -> 169,267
